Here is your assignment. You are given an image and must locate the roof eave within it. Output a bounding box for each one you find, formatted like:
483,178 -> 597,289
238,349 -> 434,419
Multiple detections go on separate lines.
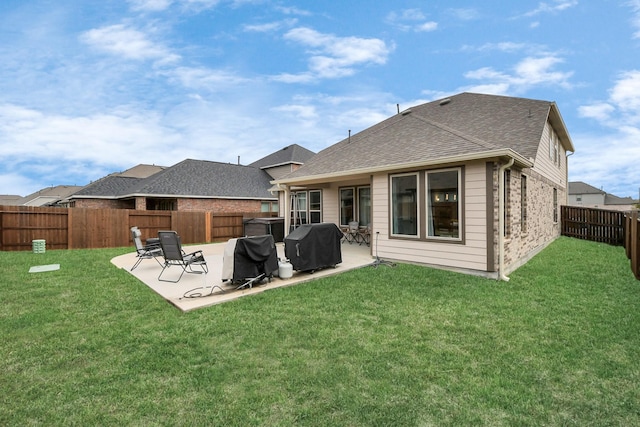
549,102 -> 575,153
272,149 -> 533,186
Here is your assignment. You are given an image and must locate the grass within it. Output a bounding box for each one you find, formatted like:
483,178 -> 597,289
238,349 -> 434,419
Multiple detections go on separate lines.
1,237 -> 639,426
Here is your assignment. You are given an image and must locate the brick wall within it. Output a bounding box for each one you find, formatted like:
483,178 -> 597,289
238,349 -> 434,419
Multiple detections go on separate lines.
73,199 -> 133,209
177,198 -> 263,213
490,163 -> 565,273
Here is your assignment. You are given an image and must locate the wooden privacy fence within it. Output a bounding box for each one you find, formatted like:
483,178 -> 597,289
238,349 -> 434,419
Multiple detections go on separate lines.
0,205 -> 274,251
561,205 -> 640,281
561,205 -> 626,246
625,211 -> 640,280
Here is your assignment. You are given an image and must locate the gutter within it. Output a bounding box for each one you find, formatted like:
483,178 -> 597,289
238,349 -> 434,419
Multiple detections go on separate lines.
498,157 -> 515,281
272,149 -> 532,187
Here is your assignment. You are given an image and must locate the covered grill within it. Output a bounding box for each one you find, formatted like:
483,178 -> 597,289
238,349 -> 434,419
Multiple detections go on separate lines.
222,235 -> 279,289
284,223 -> 343,272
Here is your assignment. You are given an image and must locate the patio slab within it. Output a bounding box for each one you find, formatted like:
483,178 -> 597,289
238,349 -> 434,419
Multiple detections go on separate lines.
111,240 -> 374,311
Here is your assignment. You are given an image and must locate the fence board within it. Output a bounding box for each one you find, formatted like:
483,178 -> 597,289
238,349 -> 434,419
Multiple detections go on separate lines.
0,206 -> 274,251
629,211 -> 639,280
561,206 -> 625,246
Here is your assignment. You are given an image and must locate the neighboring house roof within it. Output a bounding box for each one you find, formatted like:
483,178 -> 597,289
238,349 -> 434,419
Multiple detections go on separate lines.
274,92 -> 574,184
0,195 -> 22,205
117,164 -> 166,178
18,185 -> 83,206
569,181 -> 638,207
604,194 -> 636,205
249,144 -> 316,169
73,176 -> 143,198
568,181 -> 605,195
72,159 -> 276,200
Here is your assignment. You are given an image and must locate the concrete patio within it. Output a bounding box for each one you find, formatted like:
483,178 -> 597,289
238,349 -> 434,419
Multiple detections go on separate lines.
111,240 -> 374,311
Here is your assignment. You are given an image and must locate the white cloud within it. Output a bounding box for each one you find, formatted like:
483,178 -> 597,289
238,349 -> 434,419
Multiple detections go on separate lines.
275,6 -> 311,16
630,0 -> 640,38
279,27 -> 391,80
386,9 -> 438,32
578,103 -> 615,121
128,0 -> 173,12
243,19 -> 297,33
272,104 -> 318,122
609,70 -> 640,114
579,70 -> 640,126
447,8 -> 480,21
523,1 -> 578,17
572,70 -> 640,197
475,42 -> 531,53
80,24 -> 180,64
463,54 -> 573,94
416,22 -> 438,32
166,66 -> 250,90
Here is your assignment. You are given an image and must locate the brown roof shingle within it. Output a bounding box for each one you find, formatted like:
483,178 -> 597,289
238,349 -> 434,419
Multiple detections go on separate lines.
276,92 -> 570,182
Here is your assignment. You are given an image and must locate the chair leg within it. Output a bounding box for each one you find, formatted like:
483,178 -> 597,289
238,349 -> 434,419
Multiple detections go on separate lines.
158,263 -> 187,283
131,256 -> 144,271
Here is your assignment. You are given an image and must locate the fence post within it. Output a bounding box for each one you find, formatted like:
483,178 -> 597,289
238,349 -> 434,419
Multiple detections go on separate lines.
67,208 -> 73,250
632,211 -> 639,280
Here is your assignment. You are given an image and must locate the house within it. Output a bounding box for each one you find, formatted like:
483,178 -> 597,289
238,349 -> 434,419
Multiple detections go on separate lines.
2,185 -> 83,207
66,159 -> 277,213
249,144 -> 316,180
272,92 -> 575,280
568,181 -> 638,211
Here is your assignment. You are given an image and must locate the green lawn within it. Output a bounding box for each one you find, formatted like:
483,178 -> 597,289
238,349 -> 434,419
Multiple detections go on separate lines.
1,237 -> 639,426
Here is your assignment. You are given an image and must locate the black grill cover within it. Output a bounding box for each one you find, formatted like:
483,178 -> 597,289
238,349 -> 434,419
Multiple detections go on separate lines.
284,223 -> 343,271
233,235 -> 279,282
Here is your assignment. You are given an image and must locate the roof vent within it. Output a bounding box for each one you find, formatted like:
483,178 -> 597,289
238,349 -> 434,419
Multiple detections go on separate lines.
401,108 -> 412,115
439,98 -> 451,106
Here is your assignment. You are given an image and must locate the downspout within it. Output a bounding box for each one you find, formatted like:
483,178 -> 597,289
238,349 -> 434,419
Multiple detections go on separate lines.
498,157 -> 515,281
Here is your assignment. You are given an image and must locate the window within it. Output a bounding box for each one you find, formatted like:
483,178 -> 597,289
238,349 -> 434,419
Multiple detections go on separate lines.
553,188 -> 558,223
291,191 -> 307,225
521,175 -> 527,234
427,169 -> 461,239
261,201 -> 278,213
340,188 -> 354,226
358,187 -> 371,226
391,173 -> 418,236
309,190 -> 322,223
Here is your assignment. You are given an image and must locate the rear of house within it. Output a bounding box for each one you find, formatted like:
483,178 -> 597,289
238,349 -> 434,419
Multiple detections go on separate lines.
272,93 -> 574,279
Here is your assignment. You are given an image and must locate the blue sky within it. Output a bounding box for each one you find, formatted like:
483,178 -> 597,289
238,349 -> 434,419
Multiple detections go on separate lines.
1,0 -> 639,199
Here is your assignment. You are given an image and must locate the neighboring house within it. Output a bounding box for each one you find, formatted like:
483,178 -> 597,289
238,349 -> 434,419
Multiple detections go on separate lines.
66,159 -> 277,213
0,195 -> 23,206
272,92 -> 575,280
249,144 -> 316,180
1,185 -> 83,207
568,181 -> 638,211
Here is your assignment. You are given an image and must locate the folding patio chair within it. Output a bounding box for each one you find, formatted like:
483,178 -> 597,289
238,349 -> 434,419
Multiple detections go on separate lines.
130,226 -> 163,271
344,221 -> 363,245
157,231 -> 208,282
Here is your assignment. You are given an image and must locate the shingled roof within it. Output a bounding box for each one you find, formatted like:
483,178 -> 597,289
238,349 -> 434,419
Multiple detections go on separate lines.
249,144 -> 315,169
275,92 -> 574,183
73,159 -> 275,200
127,159 -> 275,199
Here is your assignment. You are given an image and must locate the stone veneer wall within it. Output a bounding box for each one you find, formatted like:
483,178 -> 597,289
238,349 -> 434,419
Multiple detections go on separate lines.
490,163 -> 565,274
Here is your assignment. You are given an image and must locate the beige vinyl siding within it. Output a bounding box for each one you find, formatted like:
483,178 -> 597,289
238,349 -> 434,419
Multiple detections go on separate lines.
371,161 -> 489,272
533,121 -> 567,188
263,164 -> 295,180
